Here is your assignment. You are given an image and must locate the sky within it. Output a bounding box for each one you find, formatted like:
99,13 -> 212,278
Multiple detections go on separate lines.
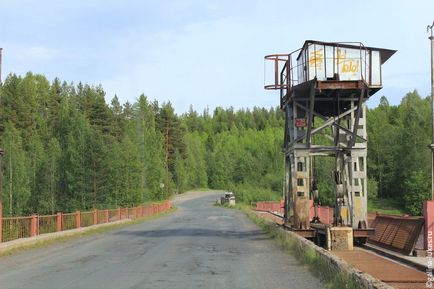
1,0 -> 434,113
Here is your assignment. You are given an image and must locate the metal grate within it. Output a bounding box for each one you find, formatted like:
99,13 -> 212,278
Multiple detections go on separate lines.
368,214 -> 424,255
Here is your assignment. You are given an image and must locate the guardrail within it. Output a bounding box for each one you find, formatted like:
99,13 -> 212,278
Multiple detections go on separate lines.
255,201 -> 284,214
0,201 -> 171,243
255,200 -> 334,225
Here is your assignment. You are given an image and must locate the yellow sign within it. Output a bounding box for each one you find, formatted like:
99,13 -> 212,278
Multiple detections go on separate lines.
309,49 -> 323,69
337,48 -> 359,76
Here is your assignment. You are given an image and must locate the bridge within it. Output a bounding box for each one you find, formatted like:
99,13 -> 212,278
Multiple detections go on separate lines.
0,192 -> 325,289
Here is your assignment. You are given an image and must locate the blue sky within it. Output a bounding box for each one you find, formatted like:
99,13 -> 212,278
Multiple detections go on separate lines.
1,0 -> 433,113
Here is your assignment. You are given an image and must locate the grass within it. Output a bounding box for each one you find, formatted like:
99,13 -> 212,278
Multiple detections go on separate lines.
228,205 -> 365,289
0,207 -> 177,258
368,197 -> 407,215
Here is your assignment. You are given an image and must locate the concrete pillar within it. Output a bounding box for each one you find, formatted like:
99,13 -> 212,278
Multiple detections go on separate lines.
56,212 -> 62,232
93,209 -> 98,225
76,211 -> 81,229
31,214 -> 38,237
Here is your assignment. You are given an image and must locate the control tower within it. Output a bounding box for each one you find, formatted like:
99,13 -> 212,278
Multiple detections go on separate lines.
265,40 -> 395,241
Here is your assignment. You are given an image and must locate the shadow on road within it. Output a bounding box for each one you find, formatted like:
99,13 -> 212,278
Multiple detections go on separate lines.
114,228 -> 270,241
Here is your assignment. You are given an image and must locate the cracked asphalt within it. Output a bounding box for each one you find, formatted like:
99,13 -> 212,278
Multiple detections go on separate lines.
0,191 -> 324,289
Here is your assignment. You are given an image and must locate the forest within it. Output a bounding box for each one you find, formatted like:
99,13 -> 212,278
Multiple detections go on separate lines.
0,72 -> 431,216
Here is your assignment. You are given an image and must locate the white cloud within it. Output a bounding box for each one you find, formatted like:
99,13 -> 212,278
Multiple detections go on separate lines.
2,0 -> 434,112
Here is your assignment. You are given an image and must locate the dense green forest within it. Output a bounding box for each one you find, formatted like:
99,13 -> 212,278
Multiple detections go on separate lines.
0,72 -> 431,216
0,72 -> 284,216
367,91 -> 432,215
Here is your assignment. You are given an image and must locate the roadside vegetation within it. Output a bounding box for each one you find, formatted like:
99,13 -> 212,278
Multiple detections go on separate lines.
239,206 -> 364,289
367,198 -> 407,215
0,72 -> 430,216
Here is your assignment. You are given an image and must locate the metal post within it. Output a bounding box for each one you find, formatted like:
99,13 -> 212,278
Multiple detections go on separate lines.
0,48 -> 3,84
0,148 -> 4,241
0,202 -> 2,243
428,22 -> 434,200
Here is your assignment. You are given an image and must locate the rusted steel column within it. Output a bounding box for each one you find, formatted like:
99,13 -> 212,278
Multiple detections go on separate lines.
76,211 -> 81,229
117,208 -> 121,220
93,209 -> 98,225
105,210 -> 109,223
424,200 -> 434,250
429,26 -> 434,200
56,212 -> 62,232
31,214 -> 38,237
0,202 -> 3,243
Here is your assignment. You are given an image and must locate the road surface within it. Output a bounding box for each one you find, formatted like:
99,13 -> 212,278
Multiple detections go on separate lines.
0,191 -> 324,289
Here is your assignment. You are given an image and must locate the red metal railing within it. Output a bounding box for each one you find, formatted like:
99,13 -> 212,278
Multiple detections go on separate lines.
2,216 -> 33,242
0,201 -> 171,243
255,201 -> 284,214
80,211 -> 94,228
62,213 -> 77,231
39,214 -> 58,234
255,200 -> 334,225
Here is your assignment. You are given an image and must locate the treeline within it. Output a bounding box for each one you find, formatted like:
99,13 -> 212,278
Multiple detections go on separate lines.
0,72 -> 430,217
367,91 -> 431,215
0,72 -> 284,216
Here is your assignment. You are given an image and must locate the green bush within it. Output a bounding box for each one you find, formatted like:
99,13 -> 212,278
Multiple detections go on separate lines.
367,178 -> 378,199
229,184 -> 281,204
403,170 -> 430,215
318,181 -> 334,206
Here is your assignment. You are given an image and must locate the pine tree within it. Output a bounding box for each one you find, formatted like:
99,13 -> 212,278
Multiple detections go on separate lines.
1,122 -> 30,216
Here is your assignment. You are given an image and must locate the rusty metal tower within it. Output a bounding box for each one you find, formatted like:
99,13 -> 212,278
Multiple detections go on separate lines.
265,40 -> 395,240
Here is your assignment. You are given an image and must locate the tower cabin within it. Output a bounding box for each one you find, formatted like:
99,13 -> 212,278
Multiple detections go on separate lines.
265,40 -> 396,116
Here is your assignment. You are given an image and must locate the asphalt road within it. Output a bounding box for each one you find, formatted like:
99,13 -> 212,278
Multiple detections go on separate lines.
0,191 -> 325,289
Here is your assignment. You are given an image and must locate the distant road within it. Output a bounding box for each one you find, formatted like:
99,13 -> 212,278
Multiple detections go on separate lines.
0,191 -> 324,289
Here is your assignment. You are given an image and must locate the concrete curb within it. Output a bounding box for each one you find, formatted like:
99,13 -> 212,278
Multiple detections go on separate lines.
0,219 -> 131,254
251,212 -> 394,289
278,226 -> 394,289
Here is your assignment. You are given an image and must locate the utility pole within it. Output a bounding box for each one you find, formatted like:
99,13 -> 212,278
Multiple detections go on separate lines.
164,126 -> 169,200
0,148 -> 4,218
0,48 -> 3,84
428,21 -> 434,200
